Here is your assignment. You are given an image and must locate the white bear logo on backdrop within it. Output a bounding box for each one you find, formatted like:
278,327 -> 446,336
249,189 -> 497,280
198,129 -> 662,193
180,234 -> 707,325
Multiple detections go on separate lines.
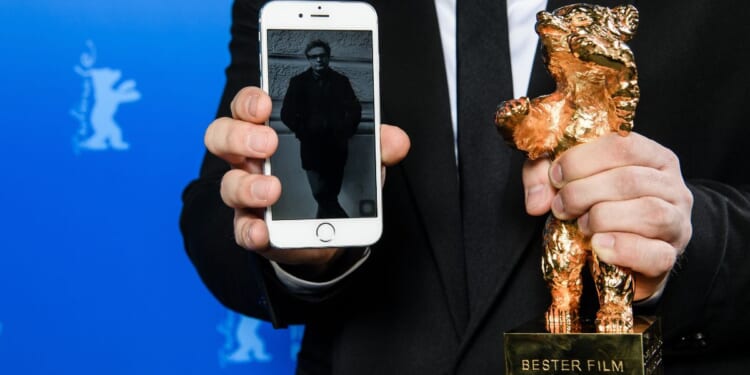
217,311 -> 272,366
70,40 -> 141,152
216,310 -> 304,367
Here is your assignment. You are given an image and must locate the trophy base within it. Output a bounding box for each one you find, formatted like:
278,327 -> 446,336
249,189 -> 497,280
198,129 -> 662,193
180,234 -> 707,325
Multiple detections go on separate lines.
504,316 -> 662,375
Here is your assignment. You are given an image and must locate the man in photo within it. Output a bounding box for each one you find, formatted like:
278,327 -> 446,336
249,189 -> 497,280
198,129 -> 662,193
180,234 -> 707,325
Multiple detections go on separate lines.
280,39 -> 362,219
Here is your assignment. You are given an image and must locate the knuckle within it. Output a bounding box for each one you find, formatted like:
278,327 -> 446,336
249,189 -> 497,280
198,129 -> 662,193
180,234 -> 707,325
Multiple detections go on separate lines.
611,133 -> 638,161
644,198 -> 675,236
684,189 -> 694,208
220,169 -> 247,207
615,167 -> 642,197
633,237 -> 675,277
225,122 -> 246,153
651,197 -> 672,223
679,183 -> 694,208
660,148 -> 680,170
237,173 -> 256,204
672,205 -> 693,253
656,244 -> 677,273
676,223 -> 692,254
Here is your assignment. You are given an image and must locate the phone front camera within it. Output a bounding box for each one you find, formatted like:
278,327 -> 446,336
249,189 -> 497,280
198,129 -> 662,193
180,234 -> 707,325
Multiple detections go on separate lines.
298,13 -> 303,18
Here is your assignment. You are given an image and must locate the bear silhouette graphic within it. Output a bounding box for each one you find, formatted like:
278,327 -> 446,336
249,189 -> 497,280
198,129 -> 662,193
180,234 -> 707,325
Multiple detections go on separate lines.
217,312 -> 272,366
77,67 -> 141,150
71,41 -> 141,152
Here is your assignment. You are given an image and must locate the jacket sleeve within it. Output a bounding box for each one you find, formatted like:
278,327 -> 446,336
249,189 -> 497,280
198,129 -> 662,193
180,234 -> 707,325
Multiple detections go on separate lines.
652,180 -> 750,358
179,0 -> 358,328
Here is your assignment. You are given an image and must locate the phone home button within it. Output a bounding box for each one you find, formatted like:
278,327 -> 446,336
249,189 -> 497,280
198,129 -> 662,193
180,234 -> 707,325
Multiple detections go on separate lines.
316,223 -> 335,243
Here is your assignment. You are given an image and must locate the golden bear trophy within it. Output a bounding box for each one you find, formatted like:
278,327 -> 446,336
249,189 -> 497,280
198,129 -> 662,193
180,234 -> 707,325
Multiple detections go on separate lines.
496,4 -> 662,374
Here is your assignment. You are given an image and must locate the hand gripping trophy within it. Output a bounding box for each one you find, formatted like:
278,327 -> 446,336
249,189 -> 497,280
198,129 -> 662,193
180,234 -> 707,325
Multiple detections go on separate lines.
495,4 -> 640,333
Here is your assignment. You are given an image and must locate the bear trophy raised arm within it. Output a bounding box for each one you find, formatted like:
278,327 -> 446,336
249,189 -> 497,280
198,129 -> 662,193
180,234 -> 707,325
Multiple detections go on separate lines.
495,4 -> 640,333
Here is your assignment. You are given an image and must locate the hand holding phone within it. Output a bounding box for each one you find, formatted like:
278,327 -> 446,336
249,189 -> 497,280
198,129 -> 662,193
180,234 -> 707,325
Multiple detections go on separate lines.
204,87 -> 409,269
205,87 -> 341,272
204,1 -> 408,272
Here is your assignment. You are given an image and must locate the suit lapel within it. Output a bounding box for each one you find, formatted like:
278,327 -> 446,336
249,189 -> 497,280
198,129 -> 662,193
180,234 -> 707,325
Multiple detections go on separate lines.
377,0 -> 470,336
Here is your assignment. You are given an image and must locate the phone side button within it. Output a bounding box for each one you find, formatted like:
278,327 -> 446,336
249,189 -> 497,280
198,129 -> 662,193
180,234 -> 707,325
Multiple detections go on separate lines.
316,223 -> 335,243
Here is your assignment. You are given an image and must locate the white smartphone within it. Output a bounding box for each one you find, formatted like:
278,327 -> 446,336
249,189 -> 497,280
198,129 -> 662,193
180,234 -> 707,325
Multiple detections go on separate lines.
259,1 -> 382,248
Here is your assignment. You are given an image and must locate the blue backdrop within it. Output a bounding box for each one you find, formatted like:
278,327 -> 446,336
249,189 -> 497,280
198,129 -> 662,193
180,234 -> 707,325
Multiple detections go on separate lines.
0,1 -> 300,373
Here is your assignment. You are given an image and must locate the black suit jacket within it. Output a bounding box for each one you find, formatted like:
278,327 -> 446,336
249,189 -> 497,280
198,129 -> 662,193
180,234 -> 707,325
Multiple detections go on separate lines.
180,0 -> 750,373
281,67 -> 362,171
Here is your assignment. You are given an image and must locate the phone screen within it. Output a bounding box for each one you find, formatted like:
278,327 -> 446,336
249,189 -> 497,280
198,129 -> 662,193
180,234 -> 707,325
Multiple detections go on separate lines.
266,29 -> 377,221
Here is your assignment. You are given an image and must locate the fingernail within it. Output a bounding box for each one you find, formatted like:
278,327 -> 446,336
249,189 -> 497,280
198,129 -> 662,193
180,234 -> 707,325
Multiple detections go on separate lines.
525,184 -> 545,211
592,234 -> 616,261
552,195 -> 564,215
247,94 -> 259,117
577,212 -> 590,234
550,164 -> 563,186
248,132 -> 269,153
251,180 -> 271,201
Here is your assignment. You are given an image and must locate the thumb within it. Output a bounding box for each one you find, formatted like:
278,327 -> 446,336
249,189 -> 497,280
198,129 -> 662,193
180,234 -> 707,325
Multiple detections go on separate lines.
522,157 -> 555,216
381,124 -> 410,166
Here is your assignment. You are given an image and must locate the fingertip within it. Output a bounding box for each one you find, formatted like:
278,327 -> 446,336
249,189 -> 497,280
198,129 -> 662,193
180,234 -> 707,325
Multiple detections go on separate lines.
204,117 -> 232,157
381,124 -> 410,166
525,184 -> 551,216
220,169 -> 248,208
267,175 -> 283,204
592,233 -> 617,263
522,158 -> 555,216
549,163 -> 564,188
246,175 -> 283,207
550,194 -> 569,220
522,157 -> 553,188
232,86 -> 272,122
245,219 -> 271,252
246,125 -> 279,157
